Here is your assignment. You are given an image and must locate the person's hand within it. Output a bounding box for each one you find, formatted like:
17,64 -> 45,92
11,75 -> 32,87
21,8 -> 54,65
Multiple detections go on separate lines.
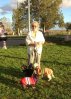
36,42 -> 42,45
29,42 -> 35,46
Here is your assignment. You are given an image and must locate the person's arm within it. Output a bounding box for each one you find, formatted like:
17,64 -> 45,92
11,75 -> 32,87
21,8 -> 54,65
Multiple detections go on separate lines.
40,32 -> 45,44
26,32 -> 35,46
35,31 -> 45,45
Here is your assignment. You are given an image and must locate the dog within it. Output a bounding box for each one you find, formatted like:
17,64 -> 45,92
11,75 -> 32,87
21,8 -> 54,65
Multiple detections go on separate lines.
43,68 -> 55,81
21,64 -> 37,88
33,63 -> 41,76
21,64 -> 34,77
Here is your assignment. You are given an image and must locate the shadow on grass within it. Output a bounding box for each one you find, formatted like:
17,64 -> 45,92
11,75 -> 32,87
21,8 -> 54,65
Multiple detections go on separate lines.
0,66 -> 24,90
0,75 -> 22,90
45,36 -> 71,46
0,54 -> 27,60
41,60 -> 71,66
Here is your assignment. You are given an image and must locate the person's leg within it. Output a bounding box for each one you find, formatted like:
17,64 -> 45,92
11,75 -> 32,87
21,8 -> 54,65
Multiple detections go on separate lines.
36,52 -> 41,67
34,50 -> 37,64
27,47 -> 33,65
37,54 -> 41,67
3,41 -> 7,49
28,54 -> 30,65
29,51 -> 35,65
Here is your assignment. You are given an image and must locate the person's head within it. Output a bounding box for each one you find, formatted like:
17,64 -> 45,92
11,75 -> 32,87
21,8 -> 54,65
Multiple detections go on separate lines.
31,21 -> 39,32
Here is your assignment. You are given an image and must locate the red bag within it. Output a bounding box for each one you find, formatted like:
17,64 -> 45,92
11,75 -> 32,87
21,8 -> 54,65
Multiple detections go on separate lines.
20,76 -> 37,86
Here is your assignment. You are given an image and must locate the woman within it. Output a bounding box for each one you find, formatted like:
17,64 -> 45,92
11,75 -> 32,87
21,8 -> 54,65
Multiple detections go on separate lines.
0,23 -> 7,49
26,21 -> 45,67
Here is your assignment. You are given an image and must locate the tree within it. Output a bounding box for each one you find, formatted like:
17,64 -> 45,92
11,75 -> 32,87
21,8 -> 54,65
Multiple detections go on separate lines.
65,23 -> 71,31
12,1 -> 28,35
31,0 -> 64,31
12,0 -> 64,33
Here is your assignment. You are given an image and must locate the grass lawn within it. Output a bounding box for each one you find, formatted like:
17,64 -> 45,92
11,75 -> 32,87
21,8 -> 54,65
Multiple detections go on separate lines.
0,42 -> 71,99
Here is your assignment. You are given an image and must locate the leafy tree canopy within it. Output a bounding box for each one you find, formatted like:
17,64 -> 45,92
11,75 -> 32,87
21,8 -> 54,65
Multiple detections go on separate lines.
12,0 -> 64,32
65,22 -> 71,31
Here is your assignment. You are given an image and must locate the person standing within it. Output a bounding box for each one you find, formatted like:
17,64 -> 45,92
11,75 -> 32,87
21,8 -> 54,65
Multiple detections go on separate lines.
26,21 -> 45,67
0,23 -> 7,49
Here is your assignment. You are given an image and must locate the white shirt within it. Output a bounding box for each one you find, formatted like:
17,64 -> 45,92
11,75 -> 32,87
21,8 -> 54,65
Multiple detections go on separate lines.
26,30 -> 45,54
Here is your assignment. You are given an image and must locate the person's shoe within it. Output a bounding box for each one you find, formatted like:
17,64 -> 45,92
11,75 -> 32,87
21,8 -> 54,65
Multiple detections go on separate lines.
3,46 -> 7,49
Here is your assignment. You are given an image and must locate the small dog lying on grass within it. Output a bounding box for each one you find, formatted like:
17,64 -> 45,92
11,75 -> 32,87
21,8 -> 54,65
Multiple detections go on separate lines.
43,68 -> 55,81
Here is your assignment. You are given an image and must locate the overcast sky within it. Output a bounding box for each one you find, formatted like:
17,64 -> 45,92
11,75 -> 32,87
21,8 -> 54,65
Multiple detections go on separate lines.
0,0 -> 71,23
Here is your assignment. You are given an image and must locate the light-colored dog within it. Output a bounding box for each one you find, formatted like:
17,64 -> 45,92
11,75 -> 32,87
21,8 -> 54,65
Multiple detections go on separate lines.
33,63 -> 41,76
43,68 -> 55,81
33,63 -> 55,81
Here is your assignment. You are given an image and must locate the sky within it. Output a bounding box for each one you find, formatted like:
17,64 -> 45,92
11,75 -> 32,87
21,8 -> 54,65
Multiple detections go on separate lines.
0,0 -> 71,23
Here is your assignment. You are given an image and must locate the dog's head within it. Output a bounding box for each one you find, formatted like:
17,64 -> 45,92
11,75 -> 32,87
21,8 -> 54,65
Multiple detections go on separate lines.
33,63 -> 41,76
36,67 -> 41,76
33,63 -> 39,69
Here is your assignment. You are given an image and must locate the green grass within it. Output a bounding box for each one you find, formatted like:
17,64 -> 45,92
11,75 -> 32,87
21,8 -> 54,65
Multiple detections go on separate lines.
0,43 -> 71,99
